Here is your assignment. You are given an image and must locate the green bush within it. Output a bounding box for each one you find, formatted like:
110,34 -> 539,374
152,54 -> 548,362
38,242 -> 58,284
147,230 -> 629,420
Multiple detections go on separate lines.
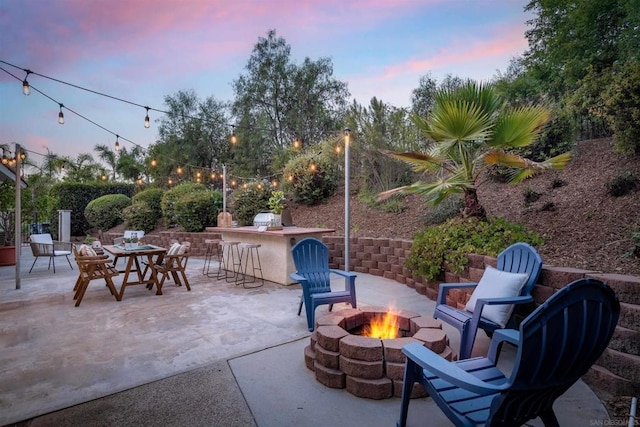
283,143 -> 342,205
604,61 -> 640,154
50,182 -> 134,236
407,217 -> 544,281
122,203 -> 157,233
132,187 -> 164,221
424,195 -> 464,225
232,182 -> 271,226
84,194 -> 131,231
161,182 -> 208,227
175,190 -> 223,232
607,171 -> 639,197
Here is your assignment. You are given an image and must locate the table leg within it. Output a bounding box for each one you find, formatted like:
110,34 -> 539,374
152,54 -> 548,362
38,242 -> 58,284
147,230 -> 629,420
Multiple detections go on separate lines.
117,255 -> 136,300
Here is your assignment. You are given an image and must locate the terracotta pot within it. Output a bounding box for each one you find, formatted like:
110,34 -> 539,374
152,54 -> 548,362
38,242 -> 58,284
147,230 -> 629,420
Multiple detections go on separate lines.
0,245 -> 16,266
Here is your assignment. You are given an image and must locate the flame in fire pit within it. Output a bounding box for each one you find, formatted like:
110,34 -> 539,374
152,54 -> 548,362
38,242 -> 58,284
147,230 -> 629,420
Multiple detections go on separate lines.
364,310 -> 399,339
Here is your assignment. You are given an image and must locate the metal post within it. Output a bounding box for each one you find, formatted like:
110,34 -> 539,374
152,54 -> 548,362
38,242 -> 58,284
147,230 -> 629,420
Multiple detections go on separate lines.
15,143 -> 21,290
344,128 -> 350,272
223,164 -> 227,214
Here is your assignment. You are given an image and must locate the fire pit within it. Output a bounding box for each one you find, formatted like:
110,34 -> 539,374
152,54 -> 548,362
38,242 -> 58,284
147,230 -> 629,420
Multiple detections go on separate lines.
304,307 -> 455,399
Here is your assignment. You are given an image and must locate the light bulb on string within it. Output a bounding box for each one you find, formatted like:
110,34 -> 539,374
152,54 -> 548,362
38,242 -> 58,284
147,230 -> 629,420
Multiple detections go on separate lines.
177,166 -> 183,175
293,137 -> 301,149
151,158 -> 157,167
144,107 -> 150,128
22,70 -> 31,96
58,104 -> 65,124
114,135 -> 120,151
231,132 -> 237,144
61,162 -> 66,172
210,172 -> 216,179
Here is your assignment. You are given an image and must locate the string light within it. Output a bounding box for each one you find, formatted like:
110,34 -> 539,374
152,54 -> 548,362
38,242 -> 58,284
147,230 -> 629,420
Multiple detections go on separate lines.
58,103 -> 64,124
144,107 -> 150,128
151,158 -> 157,167
210,172 -> 216,179
61,162 -> 66,172
231,132 -> 237,144
293,137 -> 301,149
114,135 -> 120,151
177,166 -> 182,174
22,69 -> 31,95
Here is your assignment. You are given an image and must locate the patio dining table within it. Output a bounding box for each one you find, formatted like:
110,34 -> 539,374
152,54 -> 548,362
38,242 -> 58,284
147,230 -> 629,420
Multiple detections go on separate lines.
102,244 -> 167,298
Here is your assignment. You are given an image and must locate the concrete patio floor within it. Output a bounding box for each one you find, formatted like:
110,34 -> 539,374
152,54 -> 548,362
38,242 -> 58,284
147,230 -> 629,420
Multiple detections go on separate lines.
0,247 -> 611,426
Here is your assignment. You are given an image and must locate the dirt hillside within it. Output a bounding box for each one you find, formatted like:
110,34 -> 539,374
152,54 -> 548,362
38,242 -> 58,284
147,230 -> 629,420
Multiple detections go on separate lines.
291,138 -> 640,276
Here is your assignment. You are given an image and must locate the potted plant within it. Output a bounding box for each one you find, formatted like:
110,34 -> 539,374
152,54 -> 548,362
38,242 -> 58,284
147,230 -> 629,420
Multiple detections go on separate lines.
268,190 -> 285,226
0,180 -> 17,265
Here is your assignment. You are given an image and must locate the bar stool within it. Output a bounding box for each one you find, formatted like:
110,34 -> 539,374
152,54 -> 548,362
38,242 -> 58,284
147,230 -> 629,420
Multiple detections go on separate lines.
202,238 -> 222,277
219,241 -> 241,282
235,243 -> 264,288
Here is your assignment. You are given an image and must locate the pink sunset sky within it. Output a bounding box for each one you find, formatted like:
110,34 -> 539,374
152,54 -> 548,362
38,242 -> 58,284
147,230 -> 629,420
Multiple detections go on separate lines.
0,0 -> 533,163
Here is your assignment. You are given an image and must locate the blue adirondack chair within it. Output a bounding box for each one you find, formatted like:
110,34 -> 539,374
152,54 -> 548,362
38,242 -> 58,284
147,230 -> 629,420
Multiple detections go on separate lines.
434,242 -> 543,359
398,278 -> 620,427
290,237 -> 357,331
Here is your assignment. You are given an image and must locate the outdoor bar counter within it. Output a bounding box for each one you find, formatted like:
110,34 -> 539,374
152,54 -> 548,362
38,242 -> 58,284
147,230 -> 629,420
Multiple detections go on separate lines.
214,226 -> 335,285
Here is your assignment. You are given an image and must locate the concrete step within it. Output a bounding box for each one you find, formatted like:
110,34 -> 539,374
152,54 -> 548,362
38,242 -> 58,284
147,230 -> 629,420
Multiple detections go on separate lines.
597,348 -> 640,383
618,302 -> 640,332
589,273 -> 640,305
584,364 -> 640,397
609,326 -> 640,356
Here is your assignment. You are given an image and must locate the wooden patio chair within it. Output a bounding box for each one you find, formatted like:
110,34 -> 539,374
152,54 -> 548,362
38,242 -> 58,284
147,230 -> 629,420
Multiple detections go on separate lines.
290,237 -> 357,331
156,241 -> 191,291
398,278 -> 620,427
72,245 -> 120,307
28,233 -> 74,273
433,242 -> 543,359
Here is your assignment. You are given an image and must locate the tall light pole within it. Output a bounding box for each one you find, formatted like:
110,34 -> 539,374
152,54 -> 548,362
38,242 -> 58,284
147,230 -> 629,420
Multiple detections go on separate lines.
343,128 -> 350,272
15,143 -> 22,290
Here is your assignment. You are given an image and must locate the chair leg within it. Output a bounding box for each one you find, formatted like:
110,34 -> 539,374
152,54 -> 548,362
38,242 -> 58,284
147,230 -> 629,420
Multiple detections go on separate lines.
539,409 -> 560,427
297,296 -> 303,316
65,255 -> 73,270
397,357 -> 420,427
52,256 -> 56,273
29,257 -> 39,273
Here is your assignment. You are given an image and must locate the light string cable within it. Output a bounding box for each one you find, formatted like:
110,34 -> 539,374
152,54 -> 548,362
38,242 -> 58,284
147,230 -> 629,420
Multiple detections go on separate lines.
1,60 -> 287,184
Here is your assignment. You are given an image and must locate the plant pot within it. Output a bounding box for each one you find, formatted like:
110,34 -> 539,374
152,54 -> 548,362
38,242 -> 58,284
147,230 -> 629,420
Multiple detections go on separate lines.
0,245 -> 16,266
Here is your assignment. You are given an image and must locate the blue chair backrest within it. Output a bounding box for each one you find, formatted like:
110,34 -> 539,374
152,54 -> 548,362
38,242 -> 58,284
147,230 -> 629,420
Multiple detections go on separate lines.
291,238 -> 331,294
494,278 -> 620,422
496,242 -> 543,297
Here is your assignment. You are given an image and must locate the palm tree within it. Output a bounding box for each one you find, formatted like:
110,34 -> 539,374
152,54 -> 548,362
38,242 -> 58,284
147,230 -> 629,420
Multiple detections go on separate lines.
378,80 -> 572,219
94,144 -> 118,181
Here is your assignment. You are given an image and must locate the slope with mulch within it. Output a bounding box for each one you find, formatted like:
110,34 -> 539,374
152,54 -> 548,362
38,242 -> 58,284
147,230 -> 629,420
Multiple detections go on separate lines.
292,138 -> 640,276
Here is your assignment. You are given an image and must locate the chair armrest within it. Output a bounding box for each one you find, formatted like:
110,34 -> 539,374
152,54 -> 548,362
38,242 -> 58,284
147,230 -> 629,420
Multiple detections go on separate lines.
402,342 -> 509,394
290,272 -> 307,284
436,282 -> 478,305
487,329 -> 520,363
54,241 -> 74,251
330,269 -> 356,293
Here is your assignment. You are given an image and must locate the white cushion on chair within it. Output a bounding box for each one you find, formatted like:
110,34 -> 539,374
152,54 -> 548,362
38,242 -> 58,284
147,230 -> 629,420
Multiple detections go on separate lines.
465,265 -> 529,327
167,242 -> 181,255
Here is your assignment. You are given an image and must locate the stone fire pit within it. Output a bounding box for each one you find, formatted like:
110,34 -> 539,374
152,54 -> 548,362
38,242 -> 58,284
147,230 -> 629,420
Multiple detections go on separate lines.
303,307 -> 456,400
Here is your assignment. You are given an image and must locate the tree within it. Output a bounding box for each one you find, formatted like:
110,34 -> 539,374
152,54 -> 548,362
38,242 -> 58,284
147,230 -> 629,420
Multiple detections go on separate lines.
345,98 -> 418,193
523,0 -> 637,97
151,89 -> 231,185
378,81 -> 572,219
232,29 -> 349,175
94,144 -> 118,181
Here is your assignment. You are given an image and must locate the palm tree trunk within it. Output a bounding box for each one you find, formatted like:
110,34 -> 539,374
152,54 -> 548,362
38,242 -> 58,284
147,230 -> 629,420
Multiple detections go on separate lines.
463,189 -> 487,220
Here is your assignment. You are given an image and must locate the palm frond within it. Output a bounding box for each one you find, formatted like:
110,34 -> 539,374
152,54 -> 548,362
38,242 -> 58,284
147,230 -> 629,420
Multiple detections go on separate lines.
380,150 -> 444,173
490,106 -> 551,148
427,101 -> 493,144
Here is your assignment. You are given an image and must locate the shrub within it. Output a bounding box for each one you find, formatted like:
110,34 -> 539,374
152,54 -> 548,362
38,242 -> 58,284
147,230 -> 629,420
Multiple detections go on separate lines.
407,217 -> 544,281
122,203 -> 157,233
550,178 -> 566,189
607,171 -> 639,197
84,194 -> 131,231
424,195 -> 464,225
523,187 -> 541,207
604,61 -> 640,154
132,187 -> 164,221
283,143 -> 342,205
232,182 -> 272,226
175,190 -> 223,232
161,182 -> 208,227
